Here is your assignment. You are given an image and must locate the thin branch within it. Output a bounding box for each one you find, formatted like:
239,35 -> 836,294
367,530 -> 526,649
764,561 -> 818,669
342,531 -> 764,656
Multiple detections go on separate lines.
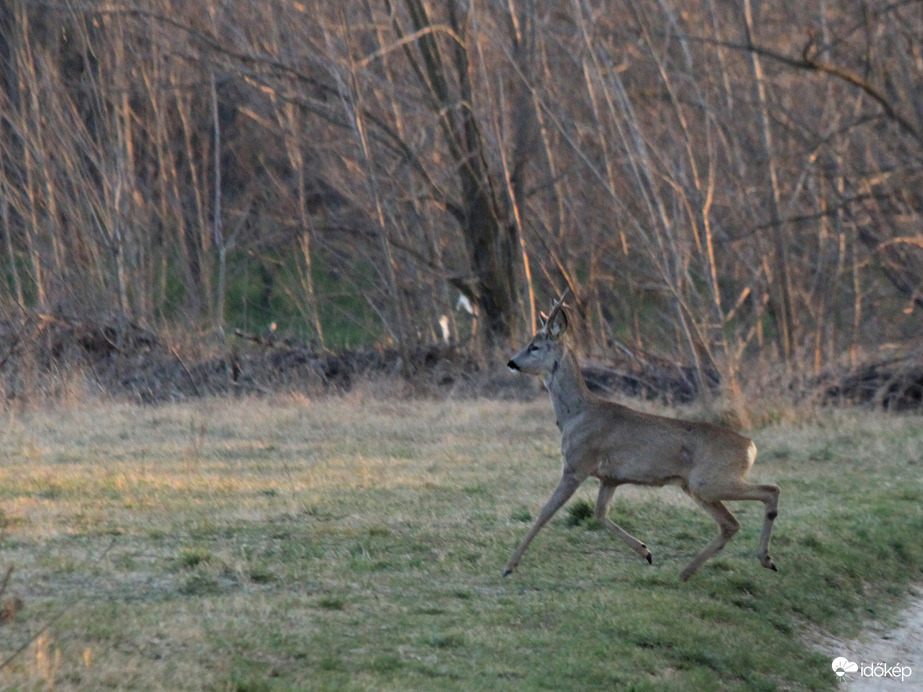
356,23 -> 464,68
669,32 -> 922,144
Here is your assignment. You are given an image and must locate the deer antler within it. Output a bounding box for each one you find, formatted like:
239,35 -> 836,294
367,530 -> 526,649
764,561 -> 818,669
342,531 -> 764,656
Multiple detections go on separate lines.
544,288 -> 571,327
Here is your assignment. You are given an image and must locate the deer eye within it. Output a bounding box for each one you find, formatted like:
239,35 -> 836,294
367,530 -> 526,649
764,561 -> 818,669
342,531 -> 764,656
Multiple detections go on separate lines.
528,344 -> 540,353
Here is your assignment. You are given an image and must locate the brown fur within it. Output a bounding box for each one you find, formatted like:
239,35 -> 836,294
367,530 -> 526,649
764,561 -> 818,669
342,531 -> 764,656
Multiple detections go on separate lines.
504,290 -> 780,581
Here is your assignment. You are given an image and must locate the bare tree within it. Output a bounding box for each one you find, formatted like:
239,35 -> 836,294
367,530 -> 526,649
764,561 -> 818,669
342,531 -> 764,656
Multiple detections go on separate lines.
0,0 -> 920,396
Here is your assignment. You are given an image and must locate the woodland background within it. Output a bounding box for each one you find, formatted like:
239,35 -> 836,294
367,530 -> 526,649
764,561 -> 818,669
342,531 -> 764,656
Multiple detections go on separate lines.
1,0 -> 922,407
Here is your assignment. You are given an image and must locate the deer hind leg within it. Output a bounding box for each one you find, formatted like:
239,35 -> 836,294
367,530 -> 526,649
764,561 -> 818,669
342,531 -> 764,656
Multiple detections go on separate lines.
595,482 -> 653,564
680,499 -> 740,582
716,482 -> 781,573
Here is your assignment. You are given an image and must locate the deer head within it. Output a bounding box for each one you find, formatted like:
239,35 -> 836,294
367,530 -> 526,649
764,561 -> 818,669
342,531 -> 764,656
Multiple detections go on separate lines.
507,288 -> 571,376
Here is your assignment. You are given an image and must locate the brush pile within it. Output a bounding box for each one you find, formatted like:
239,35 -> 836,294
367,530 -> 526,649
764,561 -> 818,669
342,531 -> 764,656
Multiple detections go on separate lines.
816,353 -> 923,411
0,312 -> 920,410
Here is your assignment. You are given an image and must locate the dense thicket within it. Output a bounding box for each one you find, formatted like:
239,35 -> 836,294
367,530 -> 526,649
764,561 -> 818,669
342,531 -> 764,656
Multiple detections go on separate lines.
1,0 -> 921,400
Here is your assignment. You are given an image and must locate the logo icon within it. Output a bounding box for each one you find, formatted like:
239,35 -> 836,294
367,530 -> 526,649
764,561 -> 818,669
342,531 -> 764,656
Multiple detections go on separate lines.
832,657 -> 859,678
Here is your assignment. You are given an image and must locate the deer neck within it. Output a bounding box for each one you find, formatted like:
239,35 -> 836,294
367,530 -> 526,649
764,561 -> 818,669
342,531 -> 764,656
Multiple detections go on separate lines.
544,346 -> 593,426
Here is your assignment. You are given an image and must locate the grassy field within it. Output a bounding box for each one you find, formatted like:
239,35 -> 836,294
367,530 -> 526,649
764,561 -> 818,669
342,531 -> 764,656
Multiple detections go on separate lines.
0,394 -> 920,691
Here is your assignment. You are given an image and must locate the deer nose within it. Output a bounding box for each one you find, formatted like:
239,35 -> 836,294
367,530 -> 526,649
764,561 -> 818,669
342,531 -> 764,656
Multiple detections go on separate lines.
507,360 -> 520,371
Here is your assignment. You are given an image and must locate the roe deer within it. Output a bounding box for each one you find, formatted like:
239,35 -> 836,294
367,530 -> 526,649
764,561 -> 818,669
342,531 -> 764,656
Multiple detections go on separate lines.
504,289 -> 779,581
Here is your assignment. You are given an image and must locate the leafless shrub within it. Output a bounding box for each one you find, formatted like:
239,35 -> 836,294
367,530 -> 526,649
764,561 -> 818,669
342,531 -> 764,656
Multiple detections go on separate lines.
0,0 -> 920,406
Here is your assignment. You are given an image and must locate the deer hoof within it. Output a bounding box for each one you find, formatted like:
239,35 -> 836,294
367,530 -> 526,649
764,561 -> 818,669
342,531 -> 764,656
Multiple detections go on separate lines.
760,555 -> 778,572
502,569 -> 513,578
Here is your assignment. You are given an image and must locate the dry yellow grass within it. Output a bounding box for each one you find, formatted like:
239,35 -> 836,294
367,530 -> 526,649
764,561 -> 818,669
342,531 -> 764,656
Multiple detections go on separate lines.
0,395 -> 555,688
0,395 -> 920,690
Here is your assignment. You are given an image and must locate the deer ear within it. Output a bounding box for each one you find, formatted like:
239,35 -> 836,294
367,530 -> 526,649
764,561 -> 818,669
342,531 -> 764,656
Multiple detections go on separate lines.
548,306 -> 568,339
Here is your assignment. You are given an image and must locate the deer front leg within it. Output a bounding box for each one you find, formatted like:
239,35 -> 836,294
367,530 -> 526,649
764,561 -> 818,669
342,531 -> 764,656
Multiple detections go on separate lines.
503,472 -> 583,577
595,482 -> 653,564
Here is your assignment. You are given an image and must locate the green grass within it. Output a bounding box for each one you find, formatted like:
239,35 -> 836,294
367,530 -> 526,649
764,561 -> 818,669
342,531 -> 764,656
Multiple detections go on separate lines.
0,396 -> 920,690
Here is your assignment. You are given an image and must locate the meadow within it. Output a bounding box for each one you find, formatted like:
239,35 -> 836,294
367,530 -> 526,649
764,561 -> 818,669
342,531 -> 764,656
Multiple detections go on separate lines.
0,393 -> 920,690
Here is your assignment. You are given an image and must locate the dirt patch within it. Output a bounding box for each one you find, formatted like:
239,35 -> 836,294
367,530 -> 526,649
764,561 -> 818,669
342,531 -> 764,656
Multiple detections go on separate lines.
816,592 -> 921,690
